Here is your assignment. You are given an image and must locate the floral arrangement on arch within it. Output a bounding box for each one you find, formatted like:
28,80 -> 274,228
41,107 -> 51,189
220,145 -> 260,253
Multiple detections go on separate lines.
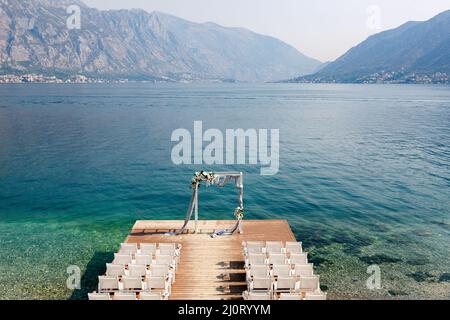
234,206 -> 244,220
191,171 -> 216,189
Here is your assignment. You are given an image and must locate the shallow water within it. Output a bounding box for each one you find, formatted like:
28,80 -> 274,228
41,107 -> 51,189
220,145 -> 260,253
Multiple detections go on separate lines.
0,83 -> 449,300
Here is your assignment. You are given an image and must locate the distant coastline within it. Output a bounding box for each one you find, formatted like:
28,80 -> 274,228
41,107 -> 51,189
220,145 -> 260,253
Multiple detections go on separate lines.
2,72 -> 450,85
0,74 -> 119,84
283,71 -> 450,85
0,74 -> 238,84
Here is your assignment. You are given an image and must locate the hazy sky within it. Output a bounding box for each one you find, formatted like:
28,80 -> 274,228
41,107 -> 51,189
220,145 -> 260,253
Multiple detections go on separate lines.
83,0 -> 450,62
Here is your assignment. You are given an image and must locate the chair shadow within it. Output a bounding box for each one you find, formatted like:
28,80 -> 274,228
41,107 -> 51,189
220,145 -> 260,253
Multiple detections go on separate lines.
215,260 -> 247,299
130,229 -> 217,236
130,229 -> 174,236
217,272 -> 246,282
69,252 -> 113,300
230,261 -> 245,269
216,261 -> 245,270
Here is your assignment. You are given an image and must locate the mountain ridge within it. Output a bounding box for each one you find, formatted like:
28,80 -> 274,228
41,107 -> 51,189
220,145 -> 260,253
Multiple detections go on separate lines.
0,0 -> 321,82
288,10 -> 450,84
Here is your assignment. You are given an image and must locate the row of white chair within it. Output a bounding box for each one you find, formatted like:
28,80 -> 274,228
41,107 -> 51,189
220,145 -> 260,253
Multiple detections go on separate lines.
106,263 -> 175,281
245,252 -> 308,267
112,253 -> 179,270
243,291 -> 327,301
119,243 -> 181,256
247,275 -> 320,293
243,241 -> 302,254
89,292 -> 163,301
246,263 -> 314,280
242,242 -> 326,301
90,243 -> 182,301
98,275 -> 171,296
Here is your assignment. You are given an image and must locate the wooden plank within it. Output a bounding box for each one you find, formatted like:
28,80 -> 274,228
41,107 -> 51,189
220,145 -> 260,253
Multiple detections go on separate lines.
125,220 -> 297,300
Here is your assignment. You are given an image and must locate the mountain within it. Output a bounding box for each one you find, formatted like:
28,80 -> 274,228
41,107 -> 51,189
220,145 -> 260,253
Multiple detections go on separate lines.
289,10 -> 450,83
0,0 -> 321,82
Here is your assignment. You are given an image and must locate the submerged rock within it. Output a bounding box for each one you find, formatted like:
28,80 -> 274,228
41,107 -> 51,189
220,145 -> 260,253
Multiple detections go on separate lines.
407,271 -> 435,282
305,237 -> 334,248
332,232 -> 374,248
407,257 -> 429,266
309,256 -> 331,266
439,273 -> 450,282
342,245 -> 362,256
388,290 -> 409,297
359,254 -> 401,264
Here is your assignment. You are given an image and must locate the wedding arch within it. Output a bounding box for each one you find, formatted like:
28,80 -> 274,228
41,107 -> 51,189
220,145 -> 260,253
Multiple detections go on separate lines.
174,172 -> 244,237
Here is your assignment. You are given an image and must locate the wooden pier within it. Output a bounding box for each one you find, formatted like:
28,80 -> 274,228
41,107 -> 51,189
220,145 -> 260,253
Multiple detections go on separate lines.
125,220 -> 296,300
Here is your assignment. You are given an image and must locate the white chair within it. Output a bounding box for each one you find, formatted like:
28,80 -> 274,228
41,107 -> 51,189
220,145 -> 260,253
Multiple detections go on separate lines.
243,241 -> 264,254
245,253 -> 267,267
285,242 -> 302,254
279,293 -> 302,300
145,276 -> 170,295
113,292 -> 137,300
121,276 -> 143,292
304,292 -> 327,300
88,293 -> 111,300
242,291 -> 272,300
246,265 -> 270,280
266,241 -> 283,253
128,264 -> 147,277
113,253 -> 132,266
268,253 -> 287,265
106,264 -> 125,277
134,254 -> 152,266
294,264 -> 314,277
159,244 -> 180,265
140,292 -> 163,301
150,264 -> 170,277
159,243 -> 179,256
274,276 -> 298,293
155,254 -> 176,270
140,243 -> 157,256
98,276 -> 119,293
248,276 -> 273,292
290,253 -> 308,265
119,243 -> 138,255
299,276 -> 320,293
272,264 -> 292,277
151,264 -> 175,283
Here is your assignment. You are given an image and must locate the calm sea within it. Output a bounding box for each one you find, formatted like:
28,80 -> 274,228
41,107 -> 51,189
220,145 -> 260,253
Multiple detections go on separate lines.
0,83 -> 449,299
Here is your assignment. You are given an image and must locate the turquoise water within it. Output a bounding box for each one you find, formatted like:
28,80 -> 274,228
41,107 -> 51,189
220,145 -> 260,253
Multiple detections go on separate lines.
0,83 -> 449,300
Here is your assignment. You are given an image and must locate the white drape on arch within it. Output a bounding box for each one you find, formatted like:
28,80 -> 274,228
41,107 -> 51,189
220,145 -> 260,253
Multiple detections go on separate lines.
174,172 -> 244,237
